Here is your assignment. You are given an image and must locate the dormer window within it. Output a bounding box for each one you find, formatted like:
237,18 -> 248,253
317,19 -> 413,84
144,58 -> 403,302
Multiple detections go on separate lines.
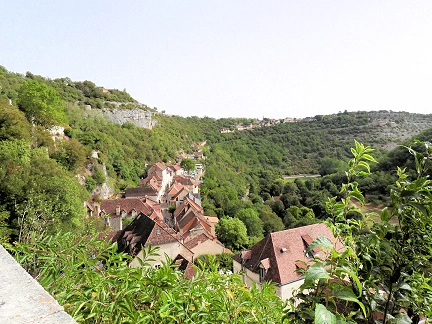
131,209 -> 137,218
301,234 -> 319,258
259,258 -> 270,283
121,210 -> 126,219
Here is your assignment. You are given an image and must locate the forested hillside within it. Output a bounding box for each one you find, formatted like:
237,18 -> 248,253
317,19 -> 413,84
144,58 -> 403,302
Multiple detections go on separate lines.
1,65 -> 432,248
2,65 -> 432,322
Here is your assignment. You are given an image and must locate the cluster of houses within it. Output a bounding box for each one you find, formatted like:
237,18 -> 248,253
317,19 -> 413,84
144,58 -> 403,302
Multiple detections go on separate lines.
86,155 -> 226,276
85,151 -> 340,302
219,117 -> 298,134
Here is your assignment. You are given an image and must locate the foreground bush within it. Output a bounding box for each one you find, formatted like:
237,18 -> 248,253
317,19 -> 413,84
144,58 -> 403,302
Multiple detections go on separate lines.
11,233 -> 283,323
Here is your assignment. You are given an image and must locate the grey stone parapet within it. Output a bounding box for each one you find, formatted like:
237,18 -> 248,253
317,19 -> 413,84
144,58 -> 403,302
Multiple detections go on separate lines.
0,244 -> 77,324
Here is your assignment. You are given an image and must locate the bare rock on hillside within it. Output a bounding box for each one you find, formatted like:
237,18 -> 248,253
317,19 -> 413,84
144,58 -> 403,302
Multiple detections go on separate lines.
101,108 -> 157,129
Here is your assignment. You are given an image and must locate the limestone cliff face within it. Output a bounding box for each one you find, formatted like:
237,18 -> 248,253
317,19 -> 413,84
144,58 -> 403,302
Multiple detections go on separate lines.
101,108 -> 157,129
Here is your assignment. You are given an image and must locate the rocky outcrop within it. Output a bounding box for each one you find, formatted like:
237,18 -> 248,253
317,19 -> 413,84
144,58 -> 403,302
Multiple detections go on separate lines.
101,108 -> 157,129
94,182 -> 115,200
94,164 -> 114,200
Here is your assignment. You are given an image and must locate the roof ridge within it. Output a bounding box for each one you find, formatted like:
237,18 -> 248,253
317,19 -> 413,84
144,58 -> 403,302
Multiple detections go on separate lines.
270,233 -> 284,283
254,234 -> 273,270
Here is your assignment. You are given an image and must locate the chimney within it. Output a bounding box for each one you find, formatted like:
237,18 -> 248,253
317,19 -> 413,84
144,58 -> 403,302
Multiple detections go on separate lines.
115,206 -> 120,216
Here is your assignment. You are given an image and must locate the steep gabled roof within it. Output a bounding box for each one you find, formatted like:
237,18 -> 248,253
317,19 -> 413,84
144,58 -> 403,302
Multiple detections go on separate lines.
148,178 -> 162,192
172,187 -> 190,200
184,232 -> 223,250
117,215 -> 184,259
140,170 -> 162,186
173,254 -> 196,279
173,196 -> 212,237
173,175 -> 195,187
233,223 -> 340,285
170,164 -> 182,171
168,183 -> 186,197
205,216 -> 219,224
173,197 -> 199,218
125,186 -> 157,199
153,162 -> 166,171
100,198 -> 151,216
184,196 -> 202,213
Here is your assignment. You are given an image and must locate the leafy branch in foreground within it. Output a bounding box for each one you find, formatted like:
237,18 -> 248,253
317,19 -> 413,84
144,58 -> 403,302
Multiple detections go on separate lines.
287,140 -> 432,323
11,232 -> 283,323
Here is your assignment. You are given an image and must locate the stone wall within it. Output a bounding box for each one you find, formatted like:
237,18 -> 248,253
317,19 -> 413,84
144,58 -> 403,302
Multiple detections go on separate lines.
0,245 -> 77,323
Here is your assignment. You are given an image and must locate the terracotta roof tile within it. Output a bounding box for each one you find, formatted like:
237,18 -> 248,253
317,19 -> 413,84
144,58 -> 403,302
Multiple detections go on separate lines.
125,186 -> 157,198
173,254 -> 196,279
260,258 -> 271,270
173,175 -> 195,187
183,232 -> 222,250
205,216 -> 219,223
233,223 -> 341,285
117,215 -> 185,258
100,198 -> 151,216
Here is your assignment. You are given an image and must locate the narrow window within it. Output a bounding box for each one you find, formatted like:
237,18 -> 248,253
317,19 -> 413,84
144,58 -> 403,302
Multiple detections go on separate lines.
259,267 -> 266,282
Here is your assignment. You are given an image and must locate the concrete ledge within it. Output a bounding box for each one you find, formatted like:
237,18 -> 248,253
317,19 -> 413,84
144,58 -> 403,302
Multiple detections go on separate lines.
0,244 -> 77,324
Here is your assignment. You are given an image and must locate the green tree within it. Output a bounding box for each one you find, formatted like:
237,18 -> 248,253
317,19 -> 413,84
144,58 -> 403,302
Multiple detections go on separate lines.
235,208 -> 263,239
0,140 -> 87,243
215,217 -> 248,251
319,157 -> 345,176
17,80 -> 67,127
288,140 -> 432,323
50,138 -> 87,172
180,158 -> 195,173
259,205 -> 284,235
0,100 -> 31,142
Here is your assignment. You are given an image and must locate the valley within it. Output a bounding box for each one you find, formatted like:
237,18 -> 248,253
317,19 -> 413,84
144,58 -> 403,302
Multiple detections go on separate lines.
1,66 -> 432,323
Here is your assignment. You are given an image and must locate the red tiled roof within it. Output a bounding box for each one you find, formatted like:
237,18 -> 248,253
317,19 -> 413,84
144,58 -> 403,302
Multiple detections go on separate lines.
117,215 -> 189,259
154,162 -> 166,170
168,183 -> 185,196
205,216 -> 219,223
173,175 -> 195,187
147,222 -> 179,246
100,198 -> 151,216
141,171 -> 162,186
241,250 -> 251,260
85,201 -> 94,211
233,223 -> 341,285
170,164 -> 181,171
173,254 -> 196,279
184,232 -> 223,250
184,197 -> 202,213
260,258 -> 271,270
148,178 -> 162,192
125,186 -> 157,198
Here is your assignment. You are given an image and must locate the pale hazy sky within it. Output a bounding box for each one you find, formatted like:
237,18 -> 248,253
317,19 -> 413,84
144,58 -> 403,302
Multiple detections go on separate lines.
1,1 -> 432,119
